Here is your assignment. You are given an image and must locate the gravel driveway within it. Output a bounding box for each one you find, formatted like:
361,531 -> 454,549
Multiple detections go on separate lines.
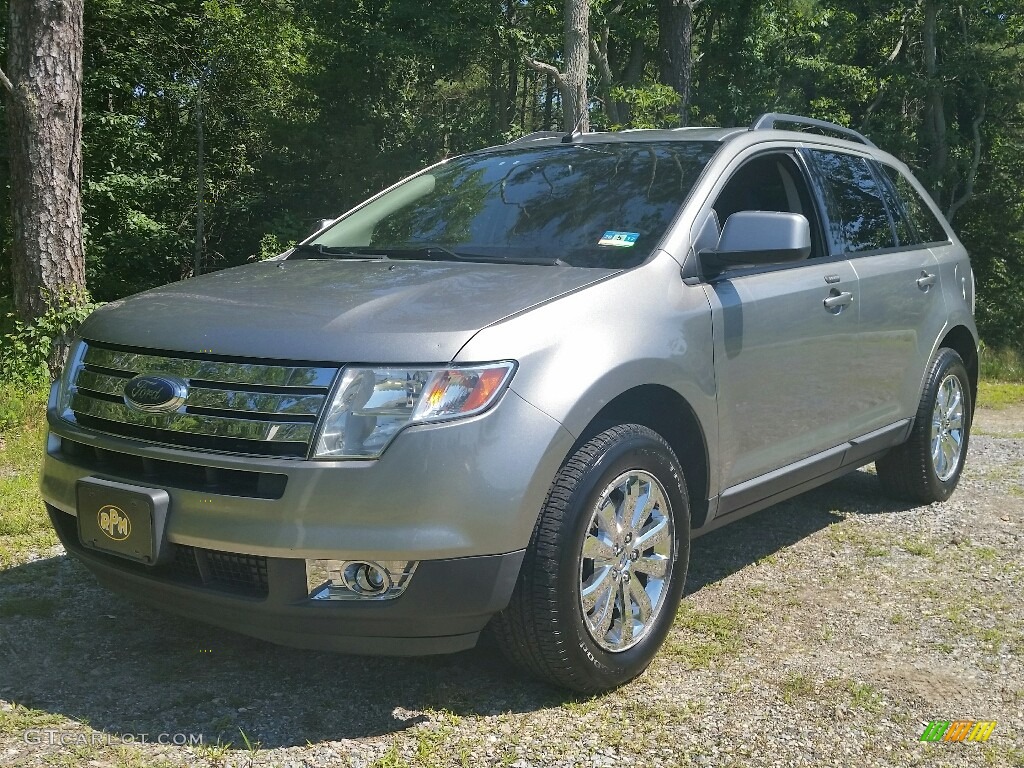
1,406 -> 1021,767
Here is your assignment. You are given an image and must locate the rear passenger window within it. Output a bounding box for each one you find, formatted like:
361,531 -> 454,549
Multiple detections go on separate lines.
805,150 -> 896,254
880,164 -> 950,245
873,166 -> 915,246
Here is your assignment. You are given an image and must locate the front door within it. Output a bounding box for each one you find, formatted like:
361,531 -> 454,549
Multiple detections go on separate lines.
707,259 -> 860,490
701,151 -> 862,491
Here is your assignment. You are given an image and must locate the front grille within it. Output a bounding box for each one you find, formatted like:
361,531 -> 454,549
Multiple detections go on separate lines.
63,341 -> 339,458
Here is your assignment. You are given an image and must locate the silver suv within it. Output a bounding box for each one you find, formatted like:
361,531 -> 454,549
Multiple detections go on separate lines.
42,114 -> 977,692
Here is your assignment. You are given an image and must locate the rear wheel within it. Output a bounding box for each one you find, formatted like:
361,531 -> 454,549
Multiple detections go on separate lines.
877,348 -> 972,503
491,424 -> 690,693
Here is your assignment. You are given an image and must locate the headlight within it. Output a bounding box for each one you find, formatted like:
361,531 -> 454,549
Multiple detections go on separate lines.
56,339 -> 87,417
312,361 -> 515,458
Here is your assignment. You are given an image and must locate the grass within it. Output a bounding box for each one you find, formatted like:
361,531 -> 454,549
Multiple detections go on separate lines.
898,537 -> 937,558
779,673 -> 816,704
0,702 -> 67,733
666,604 -> 744,668
978,381 -> 1024,409
980,344 -> 1024,383
976,344 -> 1024,409
845,681 -> 884,713
0,382 -> 56,566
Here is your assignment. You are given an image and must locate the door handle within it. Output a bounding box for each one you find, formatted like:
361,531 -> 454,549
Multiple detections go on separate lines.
823,290 -> 854,311
917,271 -> 937,290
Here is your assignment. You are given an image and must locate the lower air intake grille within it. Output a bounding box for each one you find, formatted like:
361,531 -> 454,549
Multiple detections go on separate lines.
51,506 -> 269,598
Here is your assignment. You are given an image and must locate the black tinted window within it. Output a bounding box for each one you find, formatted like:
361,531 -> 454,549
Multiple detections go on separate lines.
807,150 -> 896,253
873,164 -> 915,246
314,142 -> 718,269
880,164 -> 949,245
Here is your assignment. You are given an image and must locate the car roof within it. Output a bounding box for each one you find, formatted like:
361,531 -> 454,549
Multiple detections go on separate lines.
503,127 -> 745,146
478,114 -> 902,168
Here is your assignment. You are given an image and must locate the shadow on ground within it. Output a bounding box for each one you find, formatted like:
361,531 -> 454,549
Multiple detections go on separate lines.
0,468 -> 916,748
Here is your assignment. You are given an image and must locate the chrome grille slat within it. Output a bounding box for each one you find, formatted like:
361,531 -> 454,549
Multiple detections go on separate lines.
70,394 -> 315,443
65,342 -> 340,457
186,389 -> 324,416
76,370 -> 325,416
82,346 -> 336,388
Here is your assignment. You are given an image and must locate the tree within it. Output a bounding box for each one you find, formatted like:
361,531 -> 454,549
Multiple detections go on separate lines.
1,0 -> 87,338
1,0 -> 1021,354
525,0 -> 592,132
657,0 -> 702,126
590,1 -> 650,126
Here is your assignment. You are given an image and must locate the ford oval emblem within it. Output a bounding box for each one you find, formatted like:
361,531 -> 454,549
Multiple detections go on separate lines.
123,373 -> 188,413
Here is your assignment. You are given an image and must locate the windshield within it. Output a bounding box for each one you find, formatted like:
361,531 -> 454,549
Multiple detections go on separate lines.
301,141 -> 719,268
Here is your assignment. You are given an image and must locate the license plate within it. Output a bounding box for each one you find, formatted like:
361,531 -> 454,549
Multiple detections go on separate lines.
76,478 -> 170,565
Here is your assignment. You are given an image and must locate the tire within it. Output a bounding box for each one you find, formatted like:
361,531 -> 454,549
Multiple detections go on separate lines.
491,424 -> 690,693
876,348 -> 972,503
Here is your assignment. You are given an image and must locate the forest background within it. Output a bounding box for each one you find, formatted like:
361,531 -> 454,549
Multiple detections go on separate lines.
1,0 -> 1022,364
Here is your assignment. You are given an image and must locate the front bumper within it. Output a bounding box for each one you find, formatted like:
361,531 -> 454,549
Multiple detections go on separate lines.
42,387 -> 574,559
41,385 -> 574,653
50,504 -> 523,653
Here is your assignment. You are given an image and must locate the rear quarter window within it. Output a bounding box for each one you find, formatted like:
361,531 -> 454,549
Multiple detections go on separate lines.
879,164 -> 950,245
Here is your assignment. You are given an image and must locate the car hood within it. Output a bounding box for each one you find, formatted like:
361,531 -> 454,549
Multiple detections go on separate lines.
79,259 -> 616,362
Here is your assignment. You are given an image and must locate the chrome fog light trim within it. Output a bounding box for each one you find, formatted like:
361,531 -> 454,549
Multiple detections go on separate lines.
307,559 -> 418,600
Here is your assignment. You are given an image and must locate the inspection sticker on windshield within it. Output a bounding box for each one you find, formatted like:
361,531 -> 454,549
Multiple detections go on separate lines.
598,231 -> 639,247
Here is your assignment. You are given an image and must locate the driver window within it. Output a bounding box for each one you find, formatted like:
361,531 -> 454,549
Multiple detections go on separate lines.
712,154 -> 825,259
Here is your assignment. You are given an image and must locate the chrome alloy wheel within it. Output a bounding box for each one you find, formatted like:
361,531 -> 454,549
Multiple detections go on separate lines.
931,373 -> 965,482
578,470 -> 674,653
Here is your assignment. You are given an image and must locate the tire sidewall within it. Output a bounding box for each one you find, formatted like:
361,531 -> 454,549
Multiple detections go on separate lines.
554,430 -> 690,689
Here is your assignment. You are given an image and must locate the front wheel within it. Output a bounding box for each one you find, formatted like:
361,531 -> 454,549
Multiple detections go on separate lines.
491,424 -> 690,693
877,347 -> 972,503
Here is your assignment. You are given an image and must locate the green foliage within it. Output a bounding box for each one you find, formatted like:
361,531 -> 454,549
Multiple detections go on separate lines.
1,0 -> 1022,347
0,382 -> 54,566
0,294 -> 100,386
978,381 -> 1024,410
980,343 -> 1024,384
257,232 -> 293,261
609,84 -> 681,129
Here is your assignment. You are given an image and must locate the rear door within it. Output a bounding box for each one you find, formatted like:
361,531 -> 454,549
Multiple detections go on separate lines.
803,149 -> 945,432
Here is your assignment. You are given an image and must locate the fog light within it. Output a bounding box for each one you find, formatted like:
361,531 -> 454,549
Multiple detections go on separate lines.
307,559 -> 418,600
345,561 -> 389,595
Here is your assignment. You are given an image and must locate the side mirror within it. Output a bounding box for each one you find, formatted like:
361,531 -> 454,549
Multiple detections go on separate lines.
307,218 -> 336,238
699,211 -> 811,274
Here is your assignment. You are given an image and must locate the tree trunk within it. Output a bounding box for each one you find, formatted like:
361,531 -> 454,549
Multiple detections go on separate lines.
501,1 -> 519,133
2,0 -> 86,328
504,55 -> 519,132
543,73 -> 554,129
523,0 -> 590,134
562,0 -> 590,132
922,0 -> 948,205
194,79 -> 205,277
591,26 -> 621,126
658,0 -> 697,126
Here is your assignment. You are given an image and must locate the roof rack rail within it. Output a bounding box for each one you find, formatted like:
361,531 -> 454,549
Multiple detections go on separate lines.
506,131 -> 567,145
750,113 -> 877,148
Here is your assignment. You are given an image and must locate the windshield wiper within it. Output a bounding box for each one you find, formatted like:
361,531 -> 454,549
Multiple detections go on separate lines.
384,243 -> 569,267
289,243 -> 389,260
290,242 -> 568,267
472,254 -> 569,266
